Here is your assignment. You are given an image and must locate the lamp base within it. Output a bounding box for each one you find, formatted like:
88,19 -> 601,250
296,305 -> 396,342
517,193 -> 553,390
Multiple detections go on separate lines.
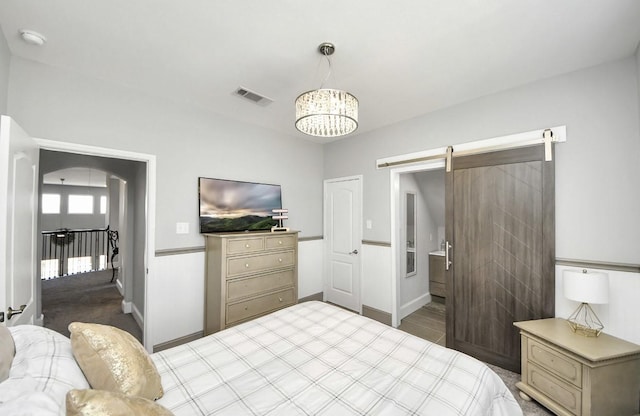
271,226 -> 290,232
567,302 -> 604,337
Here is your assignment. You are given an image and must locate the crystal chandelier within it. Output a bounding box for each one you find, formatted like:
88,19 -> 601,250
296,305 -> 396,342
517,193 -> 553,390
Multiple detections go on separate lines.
295,43 -> 358,138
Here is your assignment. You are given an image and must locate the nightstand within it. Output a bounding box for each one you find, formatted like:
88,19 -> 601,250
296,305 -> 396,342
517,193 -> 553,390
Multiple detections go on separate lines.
514,318 -> 640,416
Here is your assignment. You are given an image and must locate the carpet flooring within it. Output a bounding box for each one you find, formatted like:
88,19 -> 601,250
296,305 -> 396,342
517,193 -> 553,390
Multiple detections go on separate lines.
41,270 -> 143,343
398,302 -> 553,416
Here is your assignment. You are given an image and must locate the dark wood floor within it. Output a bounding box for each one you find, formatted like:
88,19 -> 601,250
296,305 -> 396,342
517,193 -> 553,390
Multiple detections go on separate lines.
397,299 -> 446,346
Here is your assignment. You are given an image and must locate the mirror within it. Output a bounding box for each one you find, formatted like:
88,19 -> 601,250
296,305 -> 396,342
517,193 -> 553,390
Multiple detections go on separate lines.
406,192 -> 416,276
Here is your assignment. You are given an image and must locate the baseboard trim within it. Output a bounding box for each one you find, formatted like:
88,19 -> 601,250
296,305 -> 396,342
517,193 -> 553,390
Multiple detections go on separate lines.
298,292 -> 323,303
153,331 -> 204,353
131,303 -> 143,329
362,305 -> 392,326
400,293 -> 431,320
115,278 -> 124,296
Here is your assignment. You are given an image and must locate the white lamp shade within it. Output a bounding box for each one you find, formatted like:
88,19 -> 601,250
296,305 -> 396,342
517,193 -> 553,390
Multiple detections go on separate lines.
563,270 -> 609,304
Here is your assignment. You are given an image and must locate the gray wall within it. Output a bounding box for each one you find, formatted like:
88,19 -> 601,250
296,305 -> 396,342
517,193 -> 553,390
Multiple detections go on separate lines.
325,56 -> 640,265
8,57 -> 324,251
0,28 -> 9,113
40,184 -> 108,231
415,169 -> 445,252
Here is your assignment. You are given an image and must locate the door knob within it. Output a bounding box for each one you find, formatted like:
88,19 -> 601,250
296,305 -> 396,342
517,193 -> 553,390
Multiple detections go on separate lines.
7,304 -> 26,320
349,249 -> 358,255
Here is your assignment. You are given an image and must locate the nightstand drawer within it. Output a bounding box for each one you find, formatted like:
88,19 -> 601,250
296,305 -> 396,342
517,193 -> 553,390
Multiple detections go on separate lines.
227,251 -> 295,277
227,269 -> 295,301
226,288 -> 295,324
528,362 -> 582,415
227,237 -> 265,254
528,338 -> 582,387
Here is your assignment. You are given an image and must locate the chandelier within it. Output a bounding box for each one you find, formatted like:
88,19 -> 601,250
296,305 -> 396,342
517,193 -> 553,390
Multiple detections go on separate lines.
295,42 -> 358,138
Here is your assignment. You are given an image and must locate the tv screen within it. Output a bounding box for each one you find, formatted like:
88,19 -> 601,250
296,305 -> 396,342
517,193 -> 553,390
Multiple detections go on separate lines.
198,177 -> 282,233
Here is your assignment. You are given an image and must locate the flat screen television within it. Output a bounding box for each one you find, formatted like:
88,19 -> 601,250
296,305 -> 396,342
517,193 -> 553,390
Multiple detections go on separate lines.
198,177 -> 282,233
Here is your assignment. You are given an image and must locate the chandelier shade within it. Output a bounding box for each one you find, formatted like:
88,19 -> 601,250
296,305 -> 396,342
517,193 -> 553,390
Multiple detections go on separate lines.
295,88 -> 358,137
295,42 -> 358,138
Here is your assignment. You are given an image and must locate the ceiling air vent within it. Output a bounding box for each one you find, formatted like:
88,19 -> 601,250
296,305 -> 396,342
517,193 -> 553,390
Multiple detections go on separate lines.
233,87 -> 274,106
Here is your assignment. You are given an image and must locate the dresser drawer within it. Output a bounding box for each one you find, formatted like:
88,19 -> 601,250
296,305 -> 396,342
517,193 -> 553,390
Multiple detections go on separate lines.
227,270 -> 295,301
227,237 -> 264,254
265,234 -> 296,250
528,338 -> 582,387
528,362 -> 582,415
227,250 -> 295,277
226,288 -> 295,325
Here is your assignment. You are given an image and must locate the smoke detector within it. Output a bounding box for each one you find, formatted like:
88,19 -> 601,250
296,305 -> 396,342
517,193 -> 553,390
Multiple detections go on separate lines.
19,30 -> 46,46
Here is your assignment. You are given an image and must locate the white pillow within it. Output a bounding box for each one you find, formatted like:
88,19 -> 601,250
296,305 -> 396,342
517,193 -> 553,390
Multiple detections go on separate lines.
1,325 -> 89,411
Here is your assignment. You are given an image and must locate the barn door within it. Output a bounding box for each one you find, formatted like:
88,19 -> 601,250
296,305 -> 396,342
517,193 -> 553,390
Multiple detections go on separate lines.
445,145 -> 554,372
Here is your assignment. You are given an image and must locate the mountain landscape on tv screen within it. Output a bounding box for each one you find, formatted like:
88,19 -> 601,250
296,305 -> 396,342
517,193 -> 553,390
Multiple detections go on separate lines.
200,215 -> 276,233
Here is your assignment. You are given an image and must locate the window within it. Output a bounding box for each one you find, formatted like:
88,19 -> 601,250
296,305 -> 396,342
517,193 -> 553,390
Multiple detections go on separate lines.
100,196 -> 107,214
68,195 -> 94,214
42,194 -> 61,214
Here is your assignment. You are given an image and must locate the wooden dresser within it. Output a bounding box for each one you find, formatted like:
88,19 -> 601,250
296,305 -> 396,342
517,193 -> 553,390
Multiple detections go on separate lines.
514,318 -> 640,416
204,231 -> 298,335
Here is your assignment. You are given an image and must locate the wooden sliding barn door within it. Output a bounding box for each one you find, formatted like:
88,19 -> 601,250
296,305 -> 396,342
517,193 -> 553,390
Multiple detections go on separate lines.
445,145 -> 554,372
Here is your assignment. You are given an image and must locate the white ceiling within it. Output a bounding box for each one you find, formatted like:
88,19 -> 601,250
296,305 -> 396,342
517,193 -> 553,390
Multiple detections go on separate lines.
1,1 -> 639,143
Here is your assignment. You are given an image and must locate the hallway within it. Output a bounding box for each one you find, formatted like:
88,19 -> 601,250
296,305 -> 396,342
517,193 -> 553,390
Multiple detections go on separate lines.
41,269 -> 142,342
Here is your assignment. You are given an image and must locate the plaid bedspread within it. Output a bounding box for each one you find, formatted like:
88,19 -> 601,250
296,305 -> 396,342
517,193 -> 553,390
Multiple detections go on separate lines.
154,301 -> 522,415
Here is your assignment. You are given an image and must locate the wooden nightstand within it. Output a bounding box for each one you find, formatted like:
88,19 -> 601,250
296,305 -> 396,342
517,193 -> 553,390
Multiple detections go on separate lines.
514,318 -> 640,416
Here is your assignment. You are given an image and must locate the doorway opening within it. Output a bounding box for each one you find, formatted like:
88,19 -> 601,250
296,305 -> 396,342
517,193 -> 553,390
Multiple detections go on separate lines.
391,161 -> 446,344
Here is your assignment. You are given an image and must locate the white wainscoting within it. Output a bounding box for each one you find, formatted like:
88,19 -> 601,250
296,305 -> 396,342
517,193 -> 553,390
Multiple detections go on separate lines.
149,239 -> 325,347
298,239 -> 323,299
361,244 -> 393,314
555,265 -> 640,345
150,251 -> 205,347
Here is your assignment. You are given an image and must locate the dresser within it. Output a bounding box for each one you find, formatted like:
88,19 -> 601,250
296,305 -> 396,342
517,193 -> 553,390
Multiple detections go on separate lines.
514,318 -> 640,416
204,231 -> 298,335
428,252 -> 446,298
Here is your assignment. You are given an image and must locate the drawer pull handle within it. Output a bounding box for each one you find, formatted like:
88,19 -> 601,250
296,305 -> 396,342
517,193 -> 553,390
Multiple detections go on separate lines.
245,263 -> 250,268
245,244 -> 250,248
279,297 -> 283,302
278,258 -> 282,262
244,306 -> 248,311
278,240 -> 282,245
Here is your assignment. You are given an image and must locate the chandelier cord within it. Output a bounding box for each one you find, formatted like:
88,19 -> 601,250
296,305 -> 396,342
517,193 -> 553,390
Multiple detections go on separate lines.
319,49 -> 332,89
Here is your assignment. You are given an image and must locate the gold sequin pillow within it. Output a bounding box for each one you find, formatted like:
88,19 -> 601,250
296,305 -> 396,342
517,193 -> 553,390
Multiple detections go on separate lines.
66,389 -> 174,416
68,323 -> 163,400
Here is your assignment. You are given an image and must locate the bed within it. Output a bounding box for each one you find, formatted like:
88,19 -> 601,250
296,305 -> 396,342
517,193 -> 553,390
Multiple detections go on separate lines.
1,301 -> 522,415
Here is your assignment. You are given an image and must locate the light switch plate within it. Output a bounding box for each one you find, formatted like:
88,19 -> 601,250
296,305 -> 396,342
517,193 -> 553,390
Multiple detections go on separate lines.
366,220 -> 372,229
176,222 -> 189,234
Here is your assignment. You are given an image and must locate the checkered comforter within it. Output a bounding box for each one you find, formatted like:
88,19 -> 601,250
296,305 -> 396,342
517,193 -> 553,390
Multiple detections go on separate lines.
153,301 -> 522,416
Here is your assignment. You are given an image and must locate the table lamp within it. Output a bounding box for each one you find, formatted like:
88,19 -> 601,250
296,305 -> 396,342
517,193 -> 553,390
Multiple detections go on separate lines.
563,269 -> 609,337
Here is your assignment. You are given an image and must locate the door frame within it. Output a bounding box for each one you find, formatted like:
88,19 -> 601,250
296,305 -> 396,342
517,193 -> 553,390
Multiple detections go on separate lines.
323,175 -> 363,313
35,138 -> 156,352
386,126 -> 567,328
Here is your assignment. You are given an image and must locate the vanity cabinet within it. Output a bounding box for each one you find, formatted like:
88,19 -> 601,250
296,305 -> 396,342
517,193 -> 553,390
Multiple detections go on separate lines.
429,253 -> 446,297
204,231 -> 298,335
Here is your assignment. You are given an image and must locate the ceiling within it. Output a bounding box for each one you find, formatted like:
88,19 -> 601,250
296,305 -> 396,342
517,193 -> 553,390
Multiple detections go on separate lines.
1,1 -> 639,143
43,167 -> 107,187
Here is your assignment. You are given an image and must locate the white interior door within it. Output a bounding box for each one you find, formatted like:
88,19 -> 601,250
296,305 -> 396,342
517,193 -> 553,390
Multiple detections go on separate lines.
0,115 -> 39,326
323,176 -> 362,312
